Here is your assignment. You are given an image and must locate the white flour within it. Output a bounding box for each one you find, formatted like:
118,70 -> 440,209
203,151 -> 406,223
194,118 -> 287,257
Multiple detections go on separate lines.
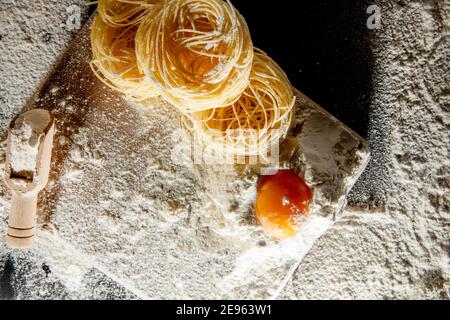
10,121 -> 38,178
281,0 -> 449,299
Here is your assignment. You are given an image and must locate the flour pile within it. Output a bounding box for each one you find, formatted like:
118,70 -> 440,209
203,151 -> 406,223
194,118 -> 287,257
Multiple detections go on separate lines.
9,110 -> 52,181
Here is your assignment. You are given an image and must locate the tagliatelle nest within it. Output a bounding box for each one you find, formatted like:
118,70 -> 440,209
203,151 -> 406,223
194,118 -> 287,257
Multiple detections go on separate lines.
185,49 -> 296,159
90,2 -> 162,101
135,0 -> 254,111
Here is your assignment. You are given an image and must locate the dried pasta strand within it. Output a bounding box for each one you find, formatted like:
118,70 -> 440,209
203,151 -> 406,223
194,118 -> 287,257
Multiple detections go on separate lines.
135,0 -> 253,111
97,0 -> 161,27
185,49 -> 296,158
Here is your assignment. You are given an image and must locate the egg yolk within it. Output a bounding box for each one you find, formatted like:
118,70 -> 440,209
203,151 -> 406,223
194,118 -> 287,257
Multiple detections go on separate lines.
256,170 -> 312,240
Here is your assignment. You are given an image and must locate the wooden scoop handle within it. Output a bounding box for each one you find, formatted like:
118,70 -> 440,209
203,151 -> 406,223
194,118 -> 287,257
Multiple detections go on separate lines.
6,192 -> 38,248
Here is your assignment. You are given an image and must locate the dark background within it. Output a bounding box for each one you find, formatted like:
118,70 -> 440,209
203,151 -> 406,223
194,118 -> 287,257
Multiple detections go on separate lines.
233,0 -> 373,139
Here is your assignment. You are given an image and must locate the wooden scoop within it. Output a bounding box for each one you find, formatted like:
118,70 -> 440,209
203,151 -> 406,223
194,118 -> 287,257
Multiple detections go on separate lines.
4,109 -> 55,248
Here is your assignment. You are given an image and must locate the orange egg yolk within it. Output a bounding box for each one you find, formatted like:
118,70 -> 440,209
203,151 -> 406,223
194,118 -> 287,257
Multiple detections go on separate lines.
256,170 -> 312,240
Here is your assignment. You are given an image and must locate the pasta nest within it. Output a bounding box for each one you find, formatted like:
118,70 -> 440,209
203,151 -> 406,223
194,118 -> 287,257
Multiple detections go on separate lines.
135,0 -> 253,111
185,49 -> 296,158
91,1 -> 163,101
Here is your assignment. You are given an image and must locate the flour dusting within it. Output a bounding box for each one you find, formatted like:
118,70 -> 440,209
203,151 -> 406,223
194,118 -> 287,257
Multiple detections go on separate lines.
0,0 -> 447,300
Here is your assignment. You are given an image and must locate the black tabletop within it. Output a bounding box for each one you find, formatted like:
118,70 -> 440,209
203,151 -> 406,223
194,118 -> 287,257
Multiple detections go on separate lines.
234,0 -> 374,139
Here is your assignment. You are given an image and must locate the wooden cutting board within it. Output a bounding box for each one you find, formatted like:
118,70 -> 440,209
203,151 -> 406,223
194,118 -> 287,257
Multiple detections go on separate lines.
1,16 -> 370,299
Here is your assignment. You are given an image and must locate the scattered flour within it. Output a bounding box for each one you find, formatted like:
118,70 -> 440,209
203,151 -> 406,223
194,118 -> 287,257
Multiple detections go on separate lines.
281,0 -> 449,299
0,0 -> 447,300
0,17 -> 368,299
